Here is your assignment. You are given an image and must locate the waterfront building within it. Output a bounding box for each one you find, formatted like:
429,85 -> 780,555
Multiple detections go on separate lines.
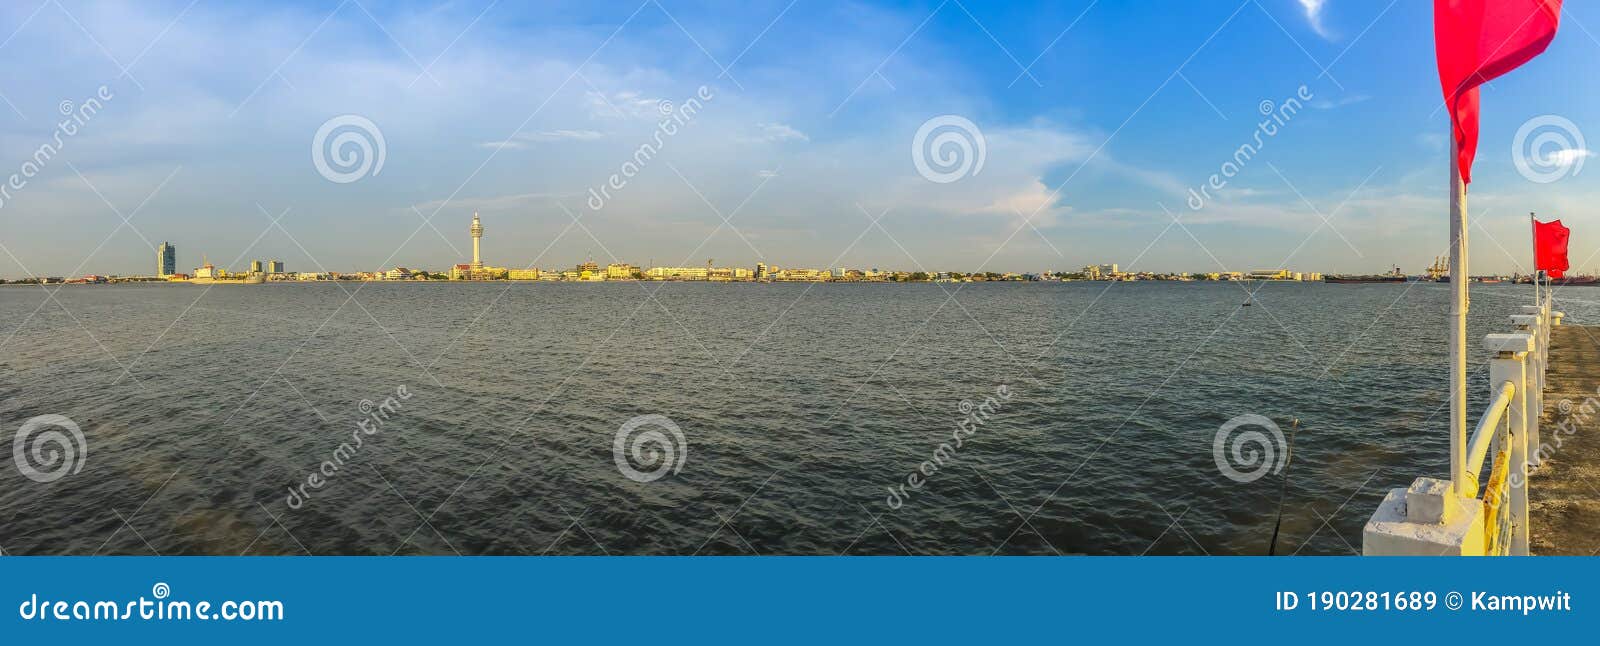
507,268 -> 540,280
755,262 -> 769,280
1249,269 -> 1297,281
1082,263 -> 1121,280
384,267 -> 413,280
157,242 -> 176,277
647,266 -> 710,280
268,260 -> 285,274
605,263 -> 635,279
250,260 -> 263,274
450,263 -> 505,280
776,268 -> 832,281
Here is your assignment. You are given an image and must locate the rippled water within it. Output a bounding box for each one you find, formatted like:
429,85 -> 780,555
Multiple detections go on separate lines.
1,281 -> 1592,555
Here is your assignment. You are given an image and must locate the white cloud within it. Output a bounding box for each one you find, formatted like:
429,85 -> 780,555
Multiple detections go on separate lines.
1309,94 -> 1369,110
584,91 -> 665,119
1298,0 -> 1335,40
476,129 -> 604,149
755,122 -> 808,142
1544,148 -> 1594,166
533,129 -> 605,141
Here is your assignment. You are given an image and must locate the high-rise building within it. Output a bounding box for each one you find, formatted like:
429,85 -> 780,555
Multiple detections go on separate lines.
470,211 -> 484,269
250,260 -> 263,273
268,260 -> 285,274
157,242 -> 176,277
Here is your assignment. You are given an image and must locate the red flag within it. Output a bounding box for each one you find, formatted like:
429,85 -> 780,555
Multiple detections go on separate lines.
1435,0 -> 1562,183
1535,218 -> 1570,278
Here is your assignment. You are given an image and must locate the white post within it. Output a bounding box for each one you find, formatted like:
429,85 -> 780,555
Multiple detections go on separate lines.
1487,335 -> 1533,556
1449,136 -> 1469,495
1516,309 -> 1546,469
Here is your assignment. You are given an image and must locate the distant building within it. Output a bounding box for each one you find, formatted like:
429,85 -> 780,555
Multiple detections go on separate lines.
1248,269 -> 1305,281
384,267 -> 413,280
1082,263 -> 1120,280
267,260 -> 285,274
157,242 -> 176,277
776,268 -> 831,281
451,263 -> 505,280
250,260 -> 263,274
605,263 -> 636,279
507,268 -> 540,280
647,266 -> 709,280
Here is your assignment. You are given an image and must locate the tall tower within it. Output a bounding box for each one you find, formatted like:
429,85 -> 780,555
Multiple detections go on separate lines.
470,211 -> 483,269
157,242 -> 176,277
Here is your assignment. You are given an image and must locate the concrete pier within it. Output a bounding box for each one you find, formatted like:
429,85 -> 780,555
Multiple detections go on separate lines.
1531,324 -> 1600,555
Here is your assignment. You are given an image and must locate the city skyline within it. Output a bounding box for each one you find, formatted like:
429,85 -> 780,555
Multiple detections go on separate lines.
0,210 -> 1442,282
3,2 -> 1600,278
2,208 -> 1579,282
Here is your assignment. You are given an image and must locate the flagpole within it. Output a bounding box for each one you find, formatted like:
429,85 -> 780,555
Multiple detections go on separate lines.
1449,135 -> 1468,496
1531,212 -> 1539,307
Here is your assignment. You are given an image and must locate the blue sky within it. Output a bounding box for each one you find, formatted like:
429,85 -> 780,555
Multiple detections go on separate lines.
2,0 -> 1599,277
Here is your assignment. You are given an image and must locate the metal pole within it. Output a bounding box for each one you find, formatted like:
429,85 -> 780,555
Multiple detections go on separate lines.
1531,213 -> 1539,309
1450,135 -> 1469,495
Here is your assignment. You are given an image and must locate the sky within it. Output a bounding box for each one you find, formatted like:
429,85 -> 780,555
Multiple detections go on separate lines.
2,0 -> 1600,277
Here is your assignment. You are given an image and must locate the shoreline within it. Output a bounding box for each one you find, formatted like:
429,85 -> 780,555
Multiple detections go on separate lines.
0,278 -> 1545,287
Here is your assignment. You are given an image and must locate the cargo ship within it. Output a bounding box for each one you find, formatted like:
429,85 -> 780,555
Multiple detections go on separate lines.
1324,266 -> 1407,284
